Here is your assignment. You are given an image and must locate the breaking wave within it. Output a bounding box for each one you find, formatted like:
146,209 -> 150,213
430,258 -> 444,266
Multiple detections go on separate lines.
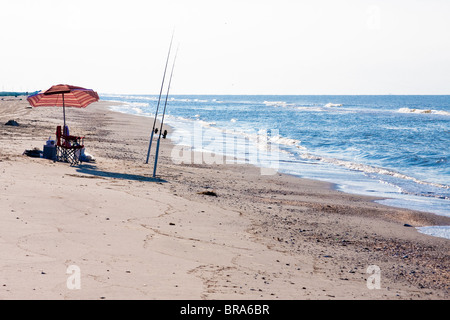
324,103 -> 343,108
298,152 -> 450,199
398,107 -> 450,116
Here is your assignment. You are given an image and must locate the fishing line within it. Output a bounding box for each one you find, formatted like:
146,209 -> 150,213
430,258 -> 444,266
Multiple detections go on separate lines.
145,30 -> 174,164
153,44 -> 179,178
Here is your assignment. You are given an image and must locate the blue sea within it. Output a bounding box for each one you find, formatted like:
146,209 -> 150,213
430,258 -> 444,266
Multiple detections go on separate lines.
100,94 -> 450,239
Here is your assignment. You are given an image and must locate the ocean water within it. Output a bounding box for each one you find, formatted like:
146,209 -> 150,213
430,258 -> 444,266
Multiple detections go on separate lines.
101,94 -> 450,239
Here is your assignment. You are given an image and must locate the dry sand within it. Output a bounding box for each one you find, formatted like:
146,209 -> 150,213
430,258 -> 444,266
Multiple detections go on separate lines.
0,96 -> 448,300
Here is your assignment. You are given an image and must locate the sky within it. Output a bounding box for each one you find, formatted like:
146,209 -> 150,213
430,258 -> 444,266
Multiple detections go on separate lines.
1,0 -> 449,95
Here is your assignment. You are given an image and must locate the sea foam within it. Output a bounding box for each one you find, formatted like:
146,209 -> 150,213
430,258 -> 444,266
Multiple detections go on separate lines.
417,226 -> 450,240
398,107 -> 450,116
298,152 -> 450,199
324,103 -> 343,108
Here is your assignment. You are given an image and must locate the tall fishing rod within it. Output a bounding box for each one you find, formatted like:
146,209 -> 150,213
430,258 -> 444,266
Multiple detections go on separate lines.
145,31 -> 174,164
153,45 -> 179,178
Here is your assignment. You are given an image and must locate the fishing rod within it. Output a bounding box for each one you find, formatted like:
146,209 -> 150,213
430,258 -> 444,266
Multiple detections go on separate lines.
145,31 -> 174,164
153,45 -> 179,178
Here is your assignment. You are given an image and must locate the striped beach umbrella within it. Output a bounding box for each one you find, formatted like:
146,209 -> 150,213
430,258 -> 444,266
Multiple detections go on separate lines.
27,84 -> 99,129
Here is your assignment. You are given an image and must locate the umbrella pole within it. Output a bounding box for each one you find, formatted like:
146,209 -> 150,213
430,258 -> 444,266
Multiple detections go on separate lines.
153,45 -> 178,178
62,93 -> 66,133
146,31 -> 174,164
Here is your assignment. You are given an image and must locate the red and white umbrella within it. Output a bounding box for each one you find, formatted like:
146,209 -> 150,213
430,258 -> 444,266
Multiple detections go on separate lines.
27,84 -> 99,129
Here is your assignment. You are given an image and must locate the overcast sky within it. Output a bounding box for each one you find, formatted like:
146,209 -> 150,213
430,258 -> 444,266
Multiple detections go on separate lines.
1,0 -> 449,95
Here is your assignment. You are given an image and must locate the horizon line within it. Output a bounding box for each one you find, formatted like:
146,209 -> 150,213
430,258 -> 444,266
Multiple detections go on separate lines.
3,91 -> 450,97
98,92 -> 450,96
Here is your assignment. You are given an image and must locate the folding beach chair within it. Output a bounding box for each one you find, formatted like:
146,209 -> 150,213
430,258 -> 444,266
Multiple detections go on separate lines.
55,125 -> 84,166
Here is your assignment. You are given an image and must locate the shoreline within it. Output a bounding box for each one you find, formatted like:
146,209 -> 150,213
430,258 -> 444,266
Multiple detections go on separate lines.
1,97 -> 449,299
104,98 -> 450,236
102,94 -> 450,224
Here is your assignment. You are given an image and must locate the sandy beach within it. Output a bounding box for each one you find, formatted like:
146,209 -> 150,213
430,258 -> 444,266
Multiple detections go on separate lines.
0,96 -> 448,300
